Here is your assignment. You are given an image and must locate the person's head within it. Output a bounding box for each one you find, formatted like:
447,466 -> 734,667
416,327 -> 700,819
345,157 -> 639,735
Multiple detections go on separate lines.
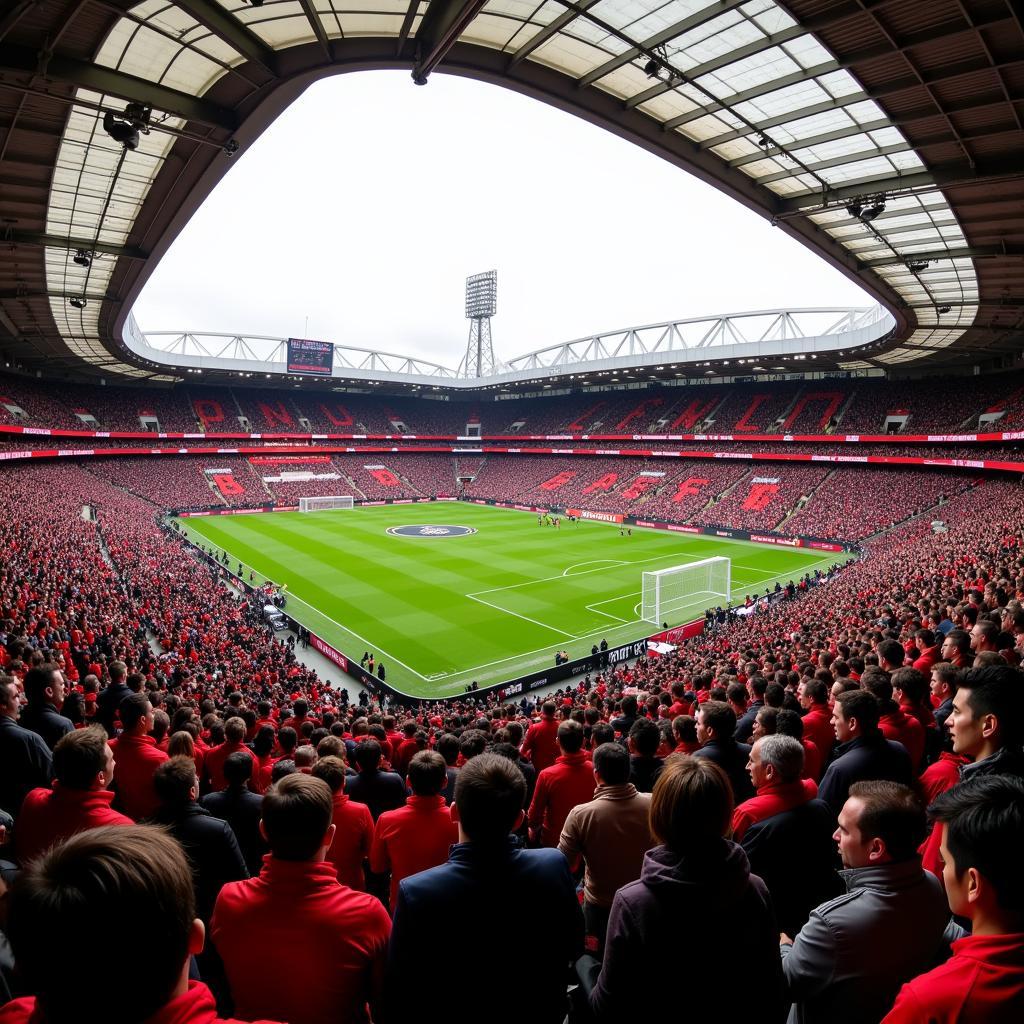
277,726 -> 298,755
7,826 -> 202,1024
353,738 -> 382,772
166,730 -> 195,759
153,756 -> 198,809
672,714 -> 696,745
0,676 -> 21,718
797,678 -> 828,710
891,667 -> 928,706
941,628 -> 972,663
119,693 -> 154,735
292,698 -> 309,718
271,759 -> 297,783
294,744 -> 317,769
311,755 -> 347,794
747,735 -> 803,791
436,733 -> 460,766
930,775 -> 1024,930
261,773 -> 334,861
224,717 -> 246,744
108,661 -> 128,685
832,689 -> 880,743
223,751 -> 254,789
695,701 -> 735,744
52,725 -> 114,791
628,717 -> 660,758
453,752 -> 526,843
541,700 -> 556,719
556,719 -> 584,755
930,662 -> 959,702
834,781 -> 925,869
407,750 -> 447,797
876,639 -> 904,671
751,705 -> 778,742
317,735 -> 345,760
649,755 -> 733,853
459,729 -> 488,761
619,695 -> 638,718
970,618 -> 1000,653
23,664 -> 65,709
774,707 -> 804,741
948,664 -> 1024,758
592,741 -> 630,786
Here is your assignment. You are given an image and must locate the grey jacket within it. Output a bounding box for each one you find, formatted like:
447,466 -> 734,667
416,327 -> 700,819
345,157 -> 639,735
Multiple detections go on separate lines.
780,859 -> 948,1024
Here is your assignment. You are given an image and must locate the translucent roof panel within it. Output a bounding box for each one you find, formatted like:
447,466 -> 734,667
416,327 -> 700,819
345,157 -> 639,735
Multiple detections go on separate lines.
38,0 -> 980,373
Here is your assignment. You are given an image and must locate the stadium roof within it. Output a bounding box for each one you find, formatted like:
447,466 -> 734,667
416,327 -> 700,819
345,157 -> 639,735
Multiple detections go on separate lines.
0,0 -> 1021,385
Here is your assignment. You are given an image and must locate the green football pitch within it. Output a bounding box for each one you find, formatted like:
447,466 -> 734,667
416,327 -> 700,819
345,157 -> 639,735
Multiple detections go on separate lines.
173,503 -> 841,698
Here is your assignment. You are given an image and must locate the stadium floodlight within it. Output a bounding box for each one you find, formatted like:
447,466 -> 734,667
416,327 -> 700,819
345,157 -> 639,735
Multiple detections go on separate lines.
937,305 -> 952,314
73,249 -> 93,267
860,199 -> 886,221
465,270 -> 497,319
298,496 -> 354,513
907,260 -> 930,273
845,201 -> 863,219
102,103 -> 151,151
641,557 -> 731,625
68,297 -> 87,309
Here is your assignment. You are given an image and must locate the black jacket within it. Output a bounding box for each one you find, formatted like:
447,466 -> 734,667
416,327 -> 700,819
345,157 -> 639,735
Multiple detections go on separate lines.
692,738 -> 754,802
345,768 -> 407,821
19,703 -> 74,751
740,798 -> 843,935
152,801 -> 247,922
818,732 -> 912,817
200,787 -> 266,875
96,682 -> 131,737
735,700 -> 764,745
0,716 -> 53,817
628,755 -> 664,794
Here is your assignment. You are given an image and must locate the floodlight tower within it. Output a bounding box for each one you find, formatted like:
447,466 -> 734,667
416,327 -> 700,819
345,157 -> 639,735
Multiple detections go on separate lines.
459,270 -> 498,378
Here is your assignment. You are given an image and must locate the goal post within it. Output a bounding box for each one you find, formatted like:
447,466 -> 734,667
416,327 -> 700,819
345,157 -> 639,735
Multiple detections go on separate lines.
298,496 -> 354,512
641,556 -> 731,625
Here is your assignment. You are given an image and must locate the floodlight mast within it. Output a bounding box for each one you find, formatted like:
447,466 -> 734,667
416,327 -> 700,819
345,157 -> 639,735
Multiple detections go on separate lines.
459,270 -> 498,378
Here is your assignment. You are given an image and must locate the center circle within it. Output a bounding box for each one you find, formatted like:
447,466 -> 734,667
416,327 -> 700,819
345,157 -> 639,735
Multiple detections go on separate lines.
386,524 -> 478,538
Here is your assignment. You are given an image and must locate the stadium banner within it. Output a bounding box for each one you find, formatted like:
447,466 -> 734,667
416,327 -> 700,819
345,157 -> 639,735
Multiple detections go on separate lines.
248,455 -> 333,465
630,516 -> 855,552
566,508 -> 625,524
648,619 -> 705,645
309,633 -> 348,672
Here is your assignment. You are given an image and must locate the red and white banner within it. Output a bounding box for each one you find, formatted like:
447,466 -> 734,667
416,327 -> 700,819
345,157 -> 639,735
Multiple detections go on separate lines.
309,633 -> 348,672
566,508 -> 625,524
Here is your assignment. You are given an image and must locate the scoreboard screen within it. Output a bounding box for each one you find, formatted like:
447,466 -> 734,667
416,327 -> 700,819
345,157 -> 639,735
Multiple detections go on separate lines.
287,337 -> 333,376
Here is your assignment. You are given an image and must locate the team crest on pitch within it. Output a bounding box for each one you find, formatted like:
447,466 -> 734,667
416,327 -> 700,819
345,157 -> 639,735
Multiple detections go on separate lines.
386,525 -> 477,538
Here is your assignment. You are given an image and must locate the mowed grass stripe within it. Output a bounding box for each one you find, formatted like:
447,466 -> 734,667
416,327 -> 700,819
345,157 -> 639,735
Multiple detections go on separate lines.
175,504 -> 840,696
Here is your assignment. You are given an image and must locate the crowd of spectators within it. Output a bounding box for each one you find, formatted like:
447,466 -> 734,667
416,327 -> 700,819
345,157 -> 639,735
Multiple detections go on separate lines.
6,370 -> 1024,437
0,454 -> 1023,1020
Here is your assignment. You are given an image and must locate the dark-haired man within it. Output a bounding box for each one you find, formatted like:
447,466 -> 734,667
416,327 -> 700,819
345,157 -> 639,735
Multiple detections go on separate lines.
780,782 -> 948,1024
558,742 -> 652,954
626,717 -> 664,793
522,701 -> 561,772
152,756 -> 247,924
95,660 -> 131,738
383,753 -> 582,1024
884,776 -> 1024,1022
108,692 -> 167,820
201,751 -> 266,875
16,725 -> 131,864
345,739 -> 406,821
3,825 -> 282,1024
19,664 -> 73,751
204,717 -> 254,793
370,750 -> 458,910
0,676 -> 52,817
311,755 -> 374,891
528,720 -> 595,847
693,700 -> 754,801
212,774 -> 391,1024
818,690 -> 912,818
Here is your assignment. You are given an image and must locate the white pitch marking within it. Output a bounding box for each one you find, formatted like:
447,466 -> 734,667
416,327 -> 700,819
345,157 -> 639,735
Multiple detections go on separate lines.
562,559 -> 628,577
465,592 -> 577,639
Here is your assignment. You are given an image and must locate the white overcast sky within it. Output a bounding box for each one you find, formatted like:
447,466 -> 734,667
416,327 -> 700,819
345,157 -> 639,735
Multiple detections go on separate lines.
133,71 -> 870,369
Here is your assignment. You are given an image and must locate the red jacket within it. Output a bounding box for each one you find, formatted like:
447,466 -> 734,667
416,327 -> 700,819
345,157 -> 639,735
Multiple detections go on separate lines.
393,738 -> 420,777
108,733 -> 168,820
369,795 -> 458,909
731,778 -> 818,841
882,932 -> 1024,1023
0,982 -> 282,1024
15,785 -> 132,864
203,740 -> 254,793
912,645 -> 942,674
522,716 -> 560,773
801,706 -> 834,761
211,858 -> 391,1024
528,751 -> 595,847
801,738 -> 823,783
325,792 -> 374,891
919,751 -> 970,806
880,708 -> 925,769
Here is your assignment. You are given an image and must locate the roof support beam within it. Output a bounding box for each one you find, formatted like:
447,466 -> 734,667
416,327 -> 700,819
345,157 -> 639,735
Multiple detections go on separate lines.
294,0 -> 333,61
0,43 -> 238,131
727,118 -> 894,166
862,244 -> 1023,268
411,0 -> 489,84
7,230 -> 146,260
164,0 -> 279,74
576,0 -> 750,88
508,0 -> 602,68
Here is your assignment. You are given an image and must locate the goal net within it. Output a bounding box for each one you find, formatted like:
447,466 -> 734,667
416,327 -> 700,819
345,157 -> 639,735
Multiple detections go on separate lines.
298,496 -> 354,512
641,556 -> 731,625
